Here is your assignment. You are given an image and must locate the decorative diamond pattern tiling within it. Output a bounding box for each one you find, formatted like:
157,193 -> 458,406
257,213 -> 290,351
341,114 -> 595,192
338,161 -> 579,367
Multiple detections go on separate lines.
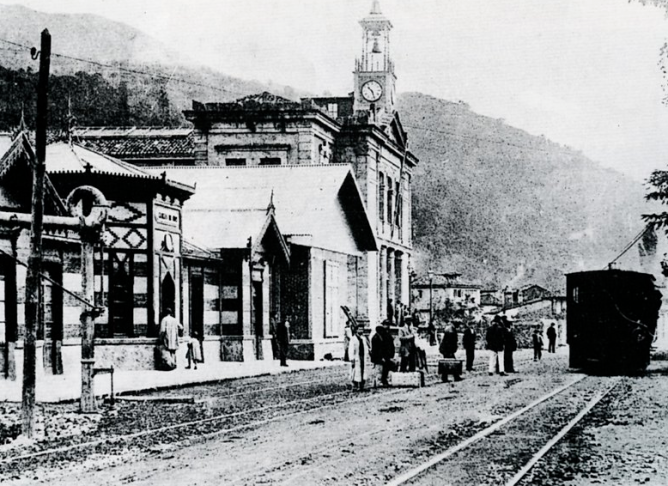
108,202 -> 146,224
122,228 -> 147,249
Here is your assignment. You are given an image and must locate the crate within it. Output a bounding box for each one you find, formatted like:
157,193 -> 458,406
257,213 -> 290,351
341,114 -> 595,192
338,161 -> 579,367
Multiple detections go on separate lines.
389,371 -> 424,388
438,359 -> 463,376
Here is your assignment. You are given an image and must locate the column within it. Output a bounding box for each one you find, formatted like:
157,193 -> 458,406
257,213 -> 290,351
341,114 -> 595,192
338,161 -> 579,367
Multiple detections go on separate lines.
387,248 -> 395,321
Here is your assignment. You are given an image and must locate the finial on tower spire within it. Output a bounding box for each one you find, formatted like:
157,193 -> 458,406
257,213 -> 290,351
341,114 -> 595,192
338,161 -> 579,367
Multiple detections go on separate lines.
370,0 -> 382,15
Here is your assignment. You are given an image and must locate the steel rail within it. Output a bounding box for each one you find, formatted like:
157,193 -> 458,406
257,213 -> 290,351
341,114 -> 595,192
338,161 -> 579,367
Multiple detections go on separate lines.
0,369 -> 435,466
384,374 -> 588,486
0,354 -> 547,469
504,378 -> 621,486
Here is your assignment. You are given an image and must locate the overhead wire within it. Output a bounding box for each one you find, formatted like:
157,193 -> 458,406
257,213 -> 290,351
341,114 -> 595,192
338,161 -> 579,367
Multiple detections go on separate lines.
0,37 -> 249,98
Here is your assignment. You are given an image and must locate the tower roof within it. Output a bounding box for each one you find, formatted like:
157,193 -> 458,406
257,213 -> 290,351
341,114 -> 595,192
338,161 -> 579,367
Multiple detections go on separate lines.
361,0 -> 392,27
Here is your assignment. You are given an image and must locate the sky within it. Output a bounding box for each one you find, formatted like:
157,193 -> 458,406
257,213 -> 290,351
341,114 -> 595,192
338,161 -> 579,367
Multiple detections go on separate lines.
1,0 -> 667,181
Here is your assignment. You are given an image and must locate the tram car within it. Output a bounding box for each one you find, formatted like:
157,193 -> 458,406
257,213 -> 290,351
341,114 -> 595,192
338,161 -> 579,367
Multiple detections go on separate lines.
566,269 -> 662,374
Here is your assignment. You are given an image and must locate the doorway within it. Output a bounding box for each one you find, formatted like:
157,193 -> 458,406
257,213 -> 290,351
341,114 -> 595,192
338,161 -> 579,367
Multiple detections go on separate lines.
252,281 -> 263,360
190,271 -> 204,340
161,272 -> 175,320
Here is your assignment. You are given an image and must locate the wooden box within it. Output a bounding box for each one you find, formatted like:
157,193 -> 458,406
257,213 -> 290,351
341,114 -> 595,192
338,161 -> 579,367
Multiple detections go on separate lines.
389,371 -> 423,388
438,359 -> 463,376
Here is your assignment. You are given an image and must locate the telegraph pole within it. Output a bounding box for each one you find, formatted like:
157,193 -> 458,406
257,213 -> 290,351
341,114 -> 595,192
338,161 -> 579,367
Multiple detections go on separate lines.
22,29 -> 50,438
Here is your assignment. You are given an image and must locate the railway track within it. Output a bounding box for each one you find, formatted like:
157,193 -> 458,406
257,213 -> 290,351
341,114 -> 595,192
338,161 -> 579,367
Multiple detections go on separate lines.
0,351 -> 553,483
385,375 -> 620,486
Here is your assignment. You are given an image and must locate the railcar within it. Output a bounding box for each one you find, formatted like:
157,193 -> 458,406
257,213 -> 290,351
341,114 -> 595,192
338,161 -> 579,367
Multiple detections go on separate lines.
566,269 -> 662,374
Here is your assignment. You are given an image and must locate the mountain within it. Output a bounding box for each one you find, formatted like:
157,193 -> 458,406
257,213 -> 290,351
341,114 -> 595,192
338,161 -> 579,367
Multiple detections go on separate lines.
0,4 -> 302,122
399,93 -> 647,290
0,5 -> 650,292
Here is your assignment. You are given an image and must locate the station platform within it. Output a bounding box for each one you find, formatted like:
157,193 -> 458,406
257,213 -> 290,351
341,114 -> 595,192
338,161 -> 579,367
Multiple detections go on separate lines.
0,358 -> 345,404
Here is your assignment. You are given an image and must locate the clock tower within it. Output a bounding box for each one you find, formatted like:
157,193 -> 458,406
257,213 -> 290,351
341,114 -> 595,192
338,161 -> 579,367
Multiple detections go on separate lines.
353,0 -> 397,121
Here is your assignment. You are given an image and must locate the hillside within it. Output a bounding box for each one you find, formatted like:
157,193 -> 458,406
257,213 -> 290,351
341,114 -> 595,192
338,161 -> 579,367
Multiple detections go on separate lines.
0,5 -> 650,292
0,4 -> 301,126
399,93 -> 648,290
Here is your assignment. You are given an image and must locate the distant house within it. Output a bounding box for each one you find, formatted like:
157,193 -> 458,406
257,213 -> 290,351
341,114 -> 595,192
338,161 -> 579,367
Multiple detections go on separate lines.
503,284 -> 551,307
480,289 -> 503,314
410,273 -> 481,324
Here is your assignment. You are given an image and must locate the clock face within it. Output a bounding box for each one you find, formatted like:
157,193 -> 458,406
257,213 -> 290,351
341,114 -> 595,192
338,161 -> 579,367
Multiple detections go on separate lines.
362,80 -> 383,102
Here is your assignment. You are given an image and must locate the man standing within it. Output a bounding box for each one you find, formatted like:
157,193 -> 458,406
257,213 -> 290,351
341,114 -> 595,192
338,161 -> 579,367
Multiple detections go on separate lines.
503,318 -> 517,373
547,323 -> 557,353
371,320 -> 395,387
462,323 -> 477,372
439,321 -> 462,381
159,307 -> 182,370
486,316 -> 506,376
277,315 -> 291,367
398,319 -> 417,372
532,326 -> 543,361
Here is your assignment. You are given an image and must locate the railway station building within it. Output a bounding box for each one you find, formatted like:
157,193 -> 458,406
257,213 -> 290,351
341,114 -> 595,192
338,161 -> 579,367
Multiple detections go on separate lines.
77,0 -> 418,336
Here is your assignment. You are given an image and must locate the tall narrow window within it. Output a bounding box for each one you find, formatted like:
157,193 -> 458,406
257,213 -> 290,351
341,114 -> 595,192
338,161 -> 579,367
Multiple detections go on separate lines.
324,261 -> 340,338
387,176 -> 394,224
378,171 -> 385,222
396,180 -> 402,231
109,252 -> 134,337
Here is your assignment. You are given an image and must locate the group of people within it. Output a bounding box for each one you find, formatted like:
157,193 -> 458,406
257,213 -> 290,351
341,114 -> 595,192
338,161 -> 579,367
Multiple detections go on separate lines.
346,317 -> 428,391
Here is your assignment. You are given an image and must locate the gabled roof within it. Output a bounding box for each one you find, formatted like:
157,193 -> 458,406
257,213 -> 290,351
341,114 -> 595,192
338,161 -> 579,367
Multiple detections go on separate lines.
46,142 -> 161,178
145,164 -> 377,255
44,142 -> 195,199
0,133 -> 67,215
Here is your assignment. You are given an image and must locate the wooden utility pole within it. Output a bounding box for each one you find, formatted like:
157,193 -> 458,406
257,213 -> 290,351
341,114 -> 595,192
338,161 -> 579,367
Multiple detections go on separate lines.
22,29 -> 50,438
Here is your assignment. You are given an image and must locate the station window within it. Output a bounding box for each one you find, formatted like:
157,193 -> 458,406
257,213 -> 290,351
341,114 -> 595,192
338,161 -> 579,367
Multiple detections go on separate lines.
226,158 -> 246,167
573,287 -> 579,303
259,157 -> 281,166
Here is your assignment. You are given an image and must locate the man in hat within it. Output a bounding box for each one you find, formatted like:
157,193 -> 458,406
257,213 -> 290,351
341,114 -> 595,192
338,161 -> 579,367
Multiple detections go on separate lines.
371,320 -> 395,387
486,315 -> 506,376
532,325 -> 543,361
547,323 -> 557,353
503,316 -> 517,373
462,322 -> 477,372
439,321 -> 462,381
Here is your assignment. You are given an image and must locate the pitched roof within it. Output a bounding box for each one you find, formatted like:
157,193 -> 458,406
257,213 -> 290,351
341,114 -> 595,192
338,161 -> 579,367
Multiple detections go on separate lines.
72,127 -> 194,160
0,133 -> 66,214
145,164 -> 377,255
44,142 -> 195,197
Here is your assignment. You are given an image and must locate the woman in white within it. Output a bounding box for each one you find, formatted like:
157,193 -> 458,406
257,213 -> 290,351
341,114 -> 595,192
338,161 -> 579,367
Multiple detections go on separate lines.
349,325 -> 372,391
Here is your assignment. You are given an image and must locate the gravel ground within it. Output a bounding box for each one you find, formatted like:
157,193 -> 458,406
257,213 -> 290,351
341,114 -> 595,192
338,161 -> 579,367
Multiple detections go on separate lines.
7,349 -> 666,485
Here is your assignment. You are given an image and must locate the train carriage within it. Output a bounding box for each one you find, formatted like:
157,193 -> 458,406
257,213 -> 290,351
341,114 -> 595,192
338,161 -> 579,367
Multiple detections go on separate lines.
566,269 -> 662,374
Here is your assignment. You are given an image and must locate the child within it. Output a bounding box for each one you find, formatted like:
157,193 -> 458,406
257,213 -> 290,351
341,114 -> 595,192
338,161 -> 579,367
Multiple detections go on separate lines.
186,332 -> 203,369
